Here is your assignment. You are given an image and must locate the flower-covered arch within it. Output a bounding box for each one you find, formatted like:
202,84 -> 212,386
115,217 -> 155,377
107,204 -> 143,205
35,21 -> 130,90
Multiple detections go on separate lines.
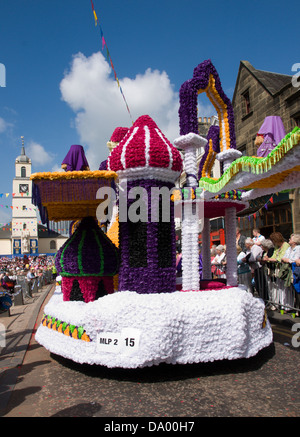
179,59 -> 236,154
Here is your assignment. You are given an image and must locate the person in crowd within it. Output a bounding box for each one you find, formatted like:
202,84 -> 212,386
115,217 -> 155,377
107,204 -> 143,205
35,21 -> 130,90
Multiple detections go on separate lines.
211,245 -> 226,278
243,238 -> 263,296
210,245 -> 217,277
237,245 -> 252,292
274,234 -> 300,312
267,232 -> 290,262
260,239 -> 274,260
236,227 -> 246,252
293,259 -> 300,316
252,228 -> 265,245
257,239 -> 274,302
281,234 -> 300,264
264,233 -> 289,309
266,233 -> 293,311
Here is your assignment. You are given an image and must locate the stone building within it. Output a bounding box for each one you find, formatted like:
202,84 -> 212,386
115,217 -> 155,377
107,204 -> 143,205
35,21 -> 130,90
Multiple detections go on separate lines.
0,142 -> 68,257
232,60 -> 300,238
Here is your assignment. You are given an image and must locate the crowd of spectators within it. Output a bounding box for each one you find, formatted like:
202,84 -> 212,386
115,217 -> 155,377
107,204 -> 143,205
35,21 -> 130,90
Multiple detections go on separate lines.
0,255 -> 56,295
176,227 -> 300,316
210,228 -> 300,315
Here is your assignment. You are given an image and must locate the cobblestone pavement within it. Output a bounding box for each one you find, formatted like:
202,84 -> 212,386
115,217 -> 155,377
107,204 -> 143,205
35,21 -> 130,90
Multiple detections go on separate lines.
1,286 -> 299,418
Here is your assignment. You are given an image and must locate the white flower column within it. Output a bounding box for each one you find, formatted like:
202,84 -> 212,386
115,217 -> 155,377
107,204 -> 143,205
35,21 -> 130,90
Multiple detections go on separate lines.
225,206 -> 238,286
216,149 -> 242,172
174,133 -> 207,290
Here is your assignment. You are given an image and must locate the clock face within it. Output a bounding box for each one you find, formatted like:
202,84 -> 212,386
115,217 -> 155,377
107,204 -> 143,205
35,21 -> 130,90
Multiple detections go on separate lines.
19,184 -> 29,193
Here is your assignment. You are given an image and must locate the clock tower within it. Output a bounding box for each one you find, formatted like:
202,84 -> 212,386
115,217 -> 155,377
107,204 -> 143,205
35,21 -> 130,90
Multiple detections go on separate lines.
11,137 -> 38,255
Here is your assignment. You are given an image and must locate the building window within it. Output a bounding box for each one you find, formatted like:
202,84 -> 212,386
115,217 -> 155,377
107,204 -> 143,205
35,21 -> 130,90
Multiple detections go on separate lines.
50,240 -> 56,250
241,90 -> 251,117
292,112 -> 300,128
21,166 -> 26,178
239,144 -> 247,156
23,223 -> 26,230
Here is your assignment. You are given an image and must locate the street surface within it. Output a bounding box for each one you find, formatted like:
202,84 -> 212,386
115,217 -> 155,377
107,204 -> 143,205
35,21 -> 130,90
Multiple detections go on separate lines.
2,288 -> 300,418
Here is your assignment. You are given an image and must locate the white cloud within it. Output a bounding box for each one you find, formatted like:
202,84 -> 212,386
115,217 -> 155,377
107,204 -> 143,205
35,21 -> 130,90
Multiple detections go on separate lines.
27,141 -> 55,166
0,117 -> 11,133
60,52 -> 183,170
51,163 -> 64,173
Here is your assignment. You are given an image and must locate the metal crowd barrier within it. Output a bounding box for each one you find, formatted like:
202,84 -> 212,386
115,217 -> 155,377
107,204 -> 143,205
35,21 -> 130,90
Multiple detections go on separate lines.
14,270 -> 54,305
211,261 -> 299,314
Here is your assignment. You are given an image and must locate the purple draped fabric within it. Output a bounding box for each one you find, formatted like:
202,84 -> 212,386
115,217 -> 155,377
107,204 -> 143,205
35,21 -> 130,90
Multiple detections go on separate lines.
99,159 -> 107,170
257,116 -> 286,158
61,145 -> 89,171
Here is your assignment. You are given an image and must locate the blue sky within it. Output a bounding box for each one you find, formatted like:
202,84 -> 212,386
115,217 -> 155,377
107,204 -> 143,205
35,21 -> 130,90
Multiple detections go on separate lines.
0,0 -> 298,224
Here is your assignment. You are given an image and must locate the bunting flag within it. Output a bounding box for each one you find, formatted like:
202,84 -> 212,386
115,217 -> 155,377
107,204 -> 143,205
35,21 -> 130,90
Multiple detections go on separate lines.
0,204 -> 37,211
239,194 -> 276,224
0,192 -> 29,198
90,0 -> 133,124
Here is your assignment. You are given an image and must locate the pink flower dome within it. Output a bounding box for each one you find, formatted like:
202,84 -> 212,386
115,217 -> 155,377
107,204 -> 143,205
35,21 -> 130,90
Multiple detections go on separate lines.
110,127 -> 129,143
108,115 -> 183,182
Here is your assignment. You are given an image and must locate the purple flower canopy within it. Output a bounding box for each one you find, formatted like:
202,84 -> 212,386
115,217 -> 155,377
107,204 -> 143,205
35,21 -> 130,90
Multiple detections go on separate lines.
257,116 -> 286,158
55,216 -> 119,277
99,159 -> 107,170
198,125 -> 220,179
178,59 -> 236,149
61,145 -> 89,171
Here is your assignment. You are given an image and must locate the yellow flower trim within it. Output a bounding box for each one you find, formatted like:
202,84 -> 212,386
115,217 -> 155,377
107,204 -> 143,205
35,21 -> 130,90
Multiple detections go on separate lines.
243,165 -> 300,189
201,138 -> 216,178
30,170 -> 117,181
42,314 -> 91,342
170,189 -> 182,202
43,201 -> 103,221
199,130 -> 300,193
107,214 -> 119,247
202,75 -> 230,153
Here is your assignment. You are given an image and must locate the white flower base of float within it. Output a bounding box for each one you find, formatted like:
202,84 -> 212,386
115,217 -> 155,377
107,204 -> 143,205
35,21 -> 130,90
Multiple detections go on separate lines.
35,286 -> 273,369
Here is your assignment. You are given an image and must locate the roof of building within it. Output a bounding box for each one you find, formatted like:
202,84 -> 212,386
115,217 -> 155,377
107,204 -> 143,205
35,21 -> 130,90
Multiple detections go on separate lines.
38,224 -> 66,238
0,223 -> 12,239
0,223 -> 65,239
16,146 -> 30,163
233,61 -> 293,103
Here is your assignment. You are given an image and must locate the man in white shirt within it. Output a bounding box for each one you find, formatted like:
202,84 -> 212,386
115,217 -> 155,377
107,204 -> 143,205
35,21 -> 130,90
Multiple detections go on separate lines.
252,228 -> 265,246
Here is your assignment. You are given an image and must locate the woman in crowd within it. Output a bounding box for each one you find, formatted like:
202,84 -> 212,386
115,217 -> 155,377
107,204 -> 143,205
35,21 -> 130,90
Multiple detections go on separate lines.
267,232 -> 290,262
281,234 -> 300,264
211,245 -> 226,278
274,234 -> 300,311
243,237 -> 264,296
263,232 -> 290,309
258,239 -> 274,303
237,245 -> 252,292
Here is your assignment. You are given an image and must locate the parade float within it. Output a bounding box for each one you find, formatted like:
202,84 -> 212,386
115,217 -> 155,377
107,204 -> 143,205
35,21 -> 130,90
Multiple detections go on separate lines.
32,60 -> 300,369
